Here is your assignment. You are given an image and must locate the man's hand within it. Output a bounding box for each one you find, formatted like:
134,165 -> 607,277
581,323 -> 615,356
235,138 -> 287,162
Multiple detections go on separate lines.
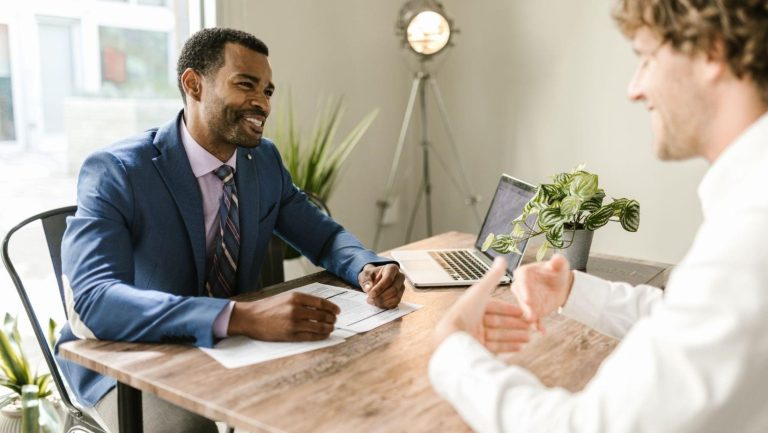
227,292 -> 340,341
511,253 -> 575,334
358,263 -> 406,309
434,257 -> 531,353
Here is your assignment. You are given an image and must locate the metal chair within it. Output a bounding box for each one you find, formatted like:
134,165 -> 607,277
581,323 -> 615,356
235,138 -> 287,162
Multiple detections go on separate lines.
1,205 -> 107,433
2,206 -> 286,433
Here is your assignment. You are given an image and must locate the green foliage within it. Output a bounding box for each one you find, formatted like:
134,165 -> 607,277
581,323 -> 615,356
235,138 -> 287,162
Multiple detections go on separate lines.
482,165 -> 640,261
0,314 -> 58,401
267,95 -> 379,204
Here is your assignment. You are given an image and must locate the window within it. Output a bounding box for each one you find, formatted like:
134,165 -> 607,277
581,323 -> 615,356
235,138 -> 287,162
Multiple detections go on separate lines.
0,23 -> 15,142
99,26 -> 175,97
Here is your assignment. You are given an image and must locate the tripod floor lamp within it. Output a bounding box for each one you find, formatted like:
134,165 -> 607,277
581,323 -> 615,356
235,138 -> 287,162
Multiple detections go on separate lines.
373,0 -> 482,250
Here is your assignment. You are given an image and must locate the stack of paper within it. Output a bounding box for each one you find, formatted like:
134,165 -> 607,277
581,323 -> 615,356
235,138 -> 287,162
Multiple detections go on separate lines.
200,283 -> 422,368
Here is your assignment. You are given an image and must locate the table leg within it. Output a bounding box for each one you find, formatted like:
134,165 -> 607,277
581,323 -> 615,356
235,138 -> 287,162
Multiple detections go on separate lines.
117,382 -> 143,433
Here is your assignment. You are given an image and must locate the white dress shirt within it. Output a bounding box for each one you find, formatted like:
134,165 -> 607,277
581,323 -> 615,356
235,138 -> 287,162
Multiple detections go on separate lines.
429,112 -> 768,433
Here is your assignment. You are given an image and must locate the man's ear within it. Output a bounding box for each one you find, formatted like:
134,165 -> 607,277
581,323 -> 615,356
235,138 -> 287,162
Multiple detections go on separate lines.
702,38 -> 729,83
181,68 -> 203,102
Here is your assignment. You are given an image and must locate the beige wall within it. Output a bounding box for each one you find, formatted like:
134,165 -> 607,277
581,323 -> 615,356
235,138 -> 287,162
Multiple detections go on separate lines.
218,0 -> 708,264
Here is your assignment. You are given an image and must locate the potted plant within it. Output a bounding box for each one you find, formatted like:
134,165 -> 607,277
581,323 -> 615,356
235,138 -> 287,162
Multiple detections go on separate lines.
267,95 -> 378,259
0,314 -> 62,432
482,165 -> 640,270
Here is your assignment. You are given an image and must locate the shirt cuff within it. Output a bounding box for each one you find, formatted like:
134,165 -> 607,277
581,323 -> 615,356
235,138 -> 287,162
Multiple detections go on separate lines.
429,331 -> 542,433
212,301 -> 235,339
560,271 -> 611,328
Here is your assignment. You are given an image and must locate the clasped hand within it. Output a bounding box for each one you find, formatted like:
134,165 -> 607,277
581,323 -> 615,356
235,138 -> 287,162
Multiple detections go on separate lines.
434,254 -> 575,353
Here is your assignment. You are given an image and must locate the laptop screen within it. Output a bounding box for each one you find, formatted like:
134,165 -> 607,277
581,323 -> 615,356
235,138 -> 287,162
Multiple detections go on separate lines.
474,175 -> 538,275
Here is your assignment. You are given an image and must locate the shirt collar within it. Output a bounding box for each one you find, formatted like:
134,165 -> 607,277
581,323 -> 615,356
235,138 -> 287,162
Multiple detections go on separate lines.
180,115 -> 237,178
698,111 -> 768,217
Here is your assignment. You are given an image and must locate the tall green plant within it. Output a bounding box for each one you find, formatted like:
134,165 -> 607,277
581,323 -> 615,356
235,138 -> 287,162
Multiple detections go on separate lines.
268,96 -> 379,203
0,314 -> 55,402
482,165 -> 640,261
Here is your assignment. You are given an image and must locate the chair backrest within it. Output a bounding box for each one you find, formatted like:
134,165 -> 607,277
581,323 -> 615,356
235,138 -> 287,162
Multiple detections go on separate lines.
1,205 -> 286,417
1,206 -> 81,417
259,236 -> 285,289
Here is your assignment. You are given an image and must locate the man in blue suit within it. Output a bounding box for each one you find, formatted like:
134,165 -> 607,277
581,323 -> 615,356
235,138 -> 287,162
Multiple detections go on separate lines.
59,28 -> 405,433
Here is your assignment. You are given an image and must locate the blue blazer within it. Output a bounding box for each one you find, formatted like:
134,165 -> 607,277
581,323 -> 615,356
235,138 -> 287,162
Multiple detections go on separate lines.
58,112 -> 391,406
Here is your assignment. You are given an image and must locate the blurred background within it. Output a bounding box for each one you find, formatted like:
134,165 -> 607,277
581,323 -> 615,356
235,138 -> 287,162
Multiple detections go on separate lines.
0,0 -> 707,322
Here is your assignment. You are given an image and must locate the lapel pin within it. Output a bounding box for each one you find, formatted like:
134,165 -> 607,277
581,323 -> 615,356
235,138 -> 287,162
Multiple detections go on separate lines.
246,154 -> 252,160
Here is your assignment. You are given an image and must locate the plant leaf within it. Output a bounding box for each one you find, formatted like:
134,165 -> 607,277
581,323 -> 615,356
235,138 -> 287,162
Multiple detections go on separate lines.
539,184 -> 563,203
537,207 -> 564,230
619,199 -> 640,232
489,234 -> 515,254
570,172 -> 599,199
34,374 -> 51,398
585,204 -> 614,231
47,318 -> 58,352
553,172 -> 572,186
0,329 -> 24,386
511,222 -> 525,238
536,242 -> 550,261
545,224 -> 565,248
610,198 -> 629,216
580,189 -> 605,212
481,233 -> 495,252
560,195 -> 582,216
267,94 -> 377,203
0,377 -> 21,395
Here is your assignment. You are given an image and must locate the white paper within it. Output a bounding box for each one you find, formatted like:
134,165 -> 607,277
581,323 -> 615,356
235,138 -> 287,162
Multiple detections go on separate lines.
200,283 -> 422,368
200,331 -> 346,369
294,283 -> 422,332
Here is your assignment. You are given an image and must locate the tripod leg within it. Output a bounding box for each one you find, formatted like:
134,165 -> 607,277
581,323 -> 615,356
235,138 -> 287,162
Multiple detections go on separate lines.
373,74 -> 424,250
405,177 -> 427,243
426,77 -> 483,224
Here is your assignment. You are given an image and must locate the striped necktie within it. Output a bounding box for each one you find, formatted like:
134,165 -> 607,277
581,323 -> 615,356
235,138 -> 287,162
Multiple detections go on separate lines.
205,165 -> 240,298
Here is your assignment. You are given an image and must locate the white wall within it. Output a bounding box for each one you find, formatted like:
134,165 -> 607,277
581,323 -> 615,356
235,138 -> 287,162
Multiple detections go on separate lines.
218,0 -> 709,264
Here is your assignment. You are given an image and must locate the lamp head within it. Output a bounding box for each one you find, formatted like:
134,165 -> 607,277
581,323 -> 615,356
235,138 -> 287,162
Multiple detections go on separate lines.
396,0 -> 454,57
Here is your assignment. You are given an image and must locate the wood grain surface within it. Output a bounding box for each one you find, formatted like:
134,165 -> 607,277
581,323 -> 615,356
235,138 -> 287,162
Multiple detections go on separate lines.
60,232 -> 671,433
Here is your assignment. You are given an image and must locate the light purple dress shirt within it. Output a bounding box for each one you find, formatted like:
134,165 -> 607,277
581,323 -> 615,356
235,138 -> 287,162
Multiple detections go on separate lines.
180,118 -> 235,339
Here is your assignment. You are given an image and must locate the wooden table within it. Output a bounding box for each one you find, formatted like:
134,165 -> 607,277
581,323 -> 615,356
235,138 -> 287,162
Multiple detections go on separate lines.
60,232 -> 672,433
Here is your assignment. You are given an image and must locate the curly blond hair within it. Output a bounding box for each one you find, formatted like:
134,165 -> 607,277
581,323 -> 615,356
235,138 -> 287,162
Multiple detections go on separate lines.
613,0 -> 768,102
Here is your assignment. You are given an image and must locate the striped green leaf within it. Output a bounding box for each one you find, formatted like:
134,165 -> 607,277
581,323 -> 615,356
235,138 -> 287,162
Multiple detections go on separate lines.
620,200 -> 640,232
611,198 -> 629,216
580,189 -> 605,212
481,233 -> 495,252
553,172 -> 572,186
560,196 -> 582,216
537,207 -> 564,230
570,172 -> 599,199
545,224 -> 565,248
585,204 -> 614,231
540,184 -> 563,203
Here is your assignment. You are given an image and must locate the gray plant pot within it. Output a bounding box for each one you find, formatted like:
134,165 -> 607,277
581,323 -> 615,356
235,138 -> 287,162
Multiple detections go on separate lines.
556,229 -> 594,271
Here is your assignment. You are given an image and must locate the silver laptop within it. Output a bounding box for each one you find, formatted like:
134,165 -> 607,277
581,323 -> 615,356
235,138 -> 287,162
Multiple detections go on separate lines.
391,175 -> 537,287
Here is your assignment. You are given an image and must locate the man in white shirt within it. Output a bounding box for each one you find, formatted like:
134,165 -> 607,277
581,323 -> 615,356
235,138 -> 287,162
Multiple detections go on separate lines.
429,1 -> 768,432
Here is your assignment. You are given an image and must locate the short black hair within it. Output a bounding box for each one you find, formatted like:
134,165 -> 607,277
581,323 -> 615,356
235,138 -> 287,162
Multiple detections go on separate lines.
176,27 -> 269,104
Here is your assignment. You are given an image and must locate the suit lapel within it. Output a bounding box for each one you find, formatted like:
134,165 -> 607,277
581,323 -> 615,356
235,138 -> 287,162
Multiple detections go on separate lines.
236,147 -> 260,293
152,112 -> 207,294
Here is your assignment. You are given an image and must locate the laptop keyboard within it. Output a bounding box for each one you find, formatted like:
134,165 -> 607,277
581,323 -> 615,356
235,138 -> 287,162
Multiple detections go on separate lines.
429,250 -> 490,281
